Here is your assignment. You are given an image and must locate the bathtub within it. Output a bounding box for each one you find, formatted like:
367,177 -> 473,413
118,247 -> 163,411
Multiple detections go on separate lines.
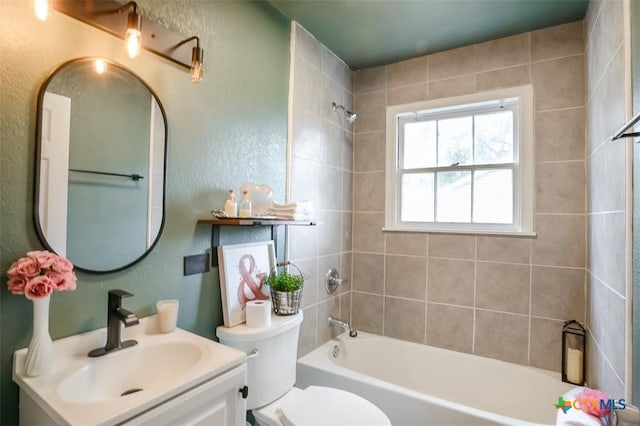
296,332 -> 574,425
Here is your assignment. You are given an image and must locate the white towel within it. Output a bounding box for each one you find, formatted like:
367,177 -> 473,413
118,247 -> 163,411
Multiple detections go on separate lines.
268,200 -> 312,220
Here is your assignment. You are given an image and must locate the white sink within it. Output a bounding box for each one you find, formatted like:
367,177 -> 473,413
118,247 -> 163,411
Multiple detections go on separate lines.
13,316 -> 246,425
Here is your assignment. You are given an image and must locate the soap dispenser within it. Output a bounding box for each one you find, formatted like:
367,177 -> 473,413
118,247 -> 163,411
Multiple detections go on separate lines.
239,191 -> 252,217
224,190 -> 237,217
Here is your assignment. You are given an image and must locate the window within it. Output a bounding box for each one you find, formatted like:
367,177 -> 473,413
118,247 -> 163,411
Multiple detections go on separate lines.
385,86 -> 534,235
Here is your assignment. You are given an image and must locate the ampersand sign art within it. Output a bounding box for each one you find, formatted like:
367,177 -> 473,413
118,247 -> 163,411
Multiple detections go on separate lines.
236,254 -> 269,308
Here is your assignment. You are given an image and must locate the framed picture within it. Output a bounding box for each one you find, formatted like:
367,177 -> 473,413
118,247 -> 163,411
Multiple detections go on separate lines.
217,241 -> 276,327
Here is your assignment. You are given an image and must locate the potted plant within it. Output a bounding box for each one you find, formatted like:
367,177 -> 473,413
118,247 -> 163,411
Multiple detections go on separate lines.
266,262 -> 304,315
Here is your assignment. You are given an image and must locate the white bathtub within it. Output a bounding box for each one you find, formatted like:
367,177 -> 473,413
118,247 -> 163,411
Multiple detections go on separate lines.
296,332 -> 574,425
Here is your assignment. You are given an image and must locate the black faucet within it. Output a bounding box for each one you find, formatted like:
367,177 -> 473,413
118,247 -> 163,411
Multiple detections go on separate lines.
88,290 -> 140,357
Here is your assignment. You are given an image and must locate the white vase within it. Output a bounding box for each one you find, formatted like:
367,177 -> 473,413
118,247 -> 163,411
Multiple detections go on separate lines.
24,294 -> 53,377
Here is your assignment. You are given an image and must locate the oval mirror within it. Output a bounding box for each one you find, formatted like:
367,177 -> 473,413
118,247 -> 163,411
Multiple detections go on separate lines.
34,58 -> 167,273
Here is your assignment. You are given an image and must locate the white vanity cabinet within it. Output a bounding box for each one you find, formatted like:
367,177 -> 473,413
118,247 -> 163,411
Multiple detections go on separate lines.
13,321 -> 248,426
124,364 -> 246,426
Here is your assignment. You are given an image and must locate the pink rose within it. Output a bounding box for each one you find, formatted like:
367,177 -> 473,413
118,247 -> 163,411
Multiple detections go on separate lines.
7,257 -> 40,278
27,250 -> 57,269
24,276 -> 54,300
51,256 -> 73,273
579,388 -> 611,418
7,276 -> 27,295
46,271 -> 77,291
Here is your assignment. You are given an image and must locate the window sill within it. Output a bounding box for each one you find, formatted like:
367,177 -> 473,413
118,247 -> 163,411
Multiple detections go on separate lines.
382,226 -> 537,238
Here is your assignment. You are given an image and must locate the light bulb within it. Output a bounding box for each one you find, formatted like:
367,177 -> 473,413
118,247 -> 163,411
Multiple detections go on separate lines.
126,28 -> 142,58
191,61 -> 203,83
34,0 -> 49,21
93,59 -> 108,74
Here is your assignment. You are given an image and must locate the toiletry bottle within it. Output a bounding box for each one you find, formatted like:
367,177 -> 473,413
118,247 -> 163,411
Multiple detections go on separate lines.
224,190 -> 237,217
239,191 -> 252,217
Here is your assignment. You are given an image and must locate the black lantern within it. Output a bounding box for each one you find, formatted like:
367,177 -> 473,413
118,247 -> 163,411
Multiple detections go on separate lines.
562,320 -> 586,385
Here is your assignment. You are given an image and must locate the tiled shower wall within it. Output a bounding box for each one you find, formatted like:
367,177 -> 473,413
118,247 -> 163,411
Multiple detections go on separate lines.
351,21 -> 586,370
585,0 -> 628,397
287,23 -> 354,356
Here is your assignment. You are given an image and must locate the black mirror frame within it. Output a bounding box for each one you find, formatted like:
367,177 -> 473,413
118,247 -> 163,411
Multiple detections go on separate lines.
33,57 -> 168,274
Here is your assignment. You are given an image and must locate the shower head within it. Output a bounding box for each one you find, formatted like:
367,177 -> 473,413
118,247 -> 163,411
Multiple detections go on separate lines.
332,102 -> 357,123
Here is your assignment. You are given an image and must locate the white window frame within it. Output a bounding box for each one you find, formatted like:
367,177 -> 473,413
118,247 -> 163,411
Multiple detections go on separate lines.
384,85 -> 535,236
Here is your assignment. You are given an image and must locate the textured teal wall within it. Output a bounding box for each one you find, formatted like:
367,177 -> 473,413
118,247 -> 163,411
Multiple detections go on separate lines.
0,1 -> 289,424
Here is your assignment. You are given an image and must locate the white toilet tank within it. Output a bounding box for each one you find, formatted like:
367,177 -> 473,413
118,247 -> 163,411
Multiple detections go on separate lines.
216,311 -> 303,410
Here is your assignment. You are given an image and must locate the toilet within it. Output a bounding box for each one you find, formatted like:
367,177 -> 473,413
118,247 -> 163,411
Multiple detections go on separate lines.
216,311 -> 390,426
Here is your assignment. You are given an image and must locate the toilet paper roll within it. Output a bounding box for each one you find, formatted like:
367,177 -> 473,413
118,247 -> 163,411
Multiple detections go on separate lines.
245,300 -> 272,328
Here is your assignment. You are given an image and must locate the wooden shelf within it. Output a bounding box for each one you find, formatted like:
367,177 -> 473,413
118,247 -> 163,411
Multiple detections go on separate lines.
197,218 -> 315,266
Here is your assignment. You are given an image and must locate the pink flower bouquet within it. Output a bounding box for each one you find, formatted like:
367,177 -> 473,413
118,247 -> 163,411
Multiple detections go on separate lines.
6,250 -> 77,300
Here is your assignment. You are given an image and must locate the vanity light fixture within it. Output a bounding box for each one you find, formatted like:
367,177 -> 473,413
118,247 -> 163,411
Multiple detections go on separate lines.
177,36 -> 204,83
34,0 -> 51,21
118,1 -> 142,58
53,1 -> 196,70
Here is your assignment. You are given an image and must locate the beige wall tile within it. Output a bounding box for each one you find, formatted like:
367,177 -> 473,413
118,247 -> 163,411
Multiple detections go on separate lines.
601,286 -> 626,380
586,0 -> 623,95
531,21 -> 584,62
289,225 -> 318,261
477,236 -> 530,264
340,251 -> 352,292
291,107 -> 325,161
342,211 -> 353,253
290,157 -> 320,208
428,258 -> 474,306
531,266 -> 585,321
429,45 -> 475,80
384,297 -> 426,343
587,47 -> 626,151
351,292 -> 384,334
387,83 -> 429,106
429,75 -> 476,100
323,121 -> 344,168
535,108 -> 585,162
476,33 -> 530,72
295,24 -> 322,69
352,253 -> 384,294
342,172 -> 353,212
294,55 -> 323,115
323,74 -> 353,127
429,234 -> 475,259
317,165 -> 342,210
386,233 -> 427,256
536,161 -> 585,214
529,318 -> 563,372
296,258 -> 318,309
476,262 -> 530,314
342,130 -> 354,172
474,310 -> 529,364
321,45 -> 352,93
589,212 -> 626,295
426,303 -> 473,353
387,56 -> 428,88
354,90 -> 386,133
476,65 -> 530,91
354,131 -> 386,172
298,306 -> 318,357
353,172 -> 385,212
532,214 -> 585,267
317,211 -> 342,257
532,55 -> 585,111
318,296 -> 340,343
385,255 -> 427,300
354,66 -> 386,94
340,291 -> 351,321
352,212 -> 384,253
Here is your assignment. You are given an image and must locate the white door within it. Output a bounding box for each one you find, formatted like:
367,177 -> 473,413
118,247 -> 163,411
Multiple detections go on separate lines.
39,92 -> 71,256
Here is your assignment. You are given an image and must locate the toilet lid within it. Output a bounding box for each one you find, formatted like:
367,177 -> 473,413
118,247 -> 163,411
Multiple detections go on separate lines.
277,386 -> 390,426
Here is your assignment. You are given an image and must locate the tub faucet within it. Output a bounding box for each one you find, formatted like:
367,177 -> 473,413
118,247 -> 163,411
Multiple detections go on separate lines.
328,315 -> 358,337
88,290 -> 139,357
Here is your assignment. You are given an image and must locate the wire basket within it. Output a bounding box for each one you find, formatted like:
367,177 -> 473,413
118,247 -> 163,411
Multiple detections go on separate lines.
267,262 -> 304,316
